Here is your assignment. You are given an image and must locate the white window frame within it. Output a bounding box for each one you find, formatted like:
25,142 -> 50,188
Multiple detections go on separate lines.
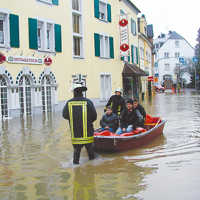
175,40 -> 179,48
175,52 -> 180,58
164,52 -> 169,58
99,33 -> 110,58
131,18 -> 136,36
72,0 -> 84,58
0,10 -> 10,48
164,63 -> 170,71
99,0 -> 107,21
37,18 -> 55,52
100,73 -> 112,101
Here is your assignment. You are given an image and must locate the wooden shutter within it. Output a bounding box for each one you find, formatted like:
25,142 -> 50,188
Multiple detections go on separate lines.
28,18 -> 38,50
94,0 -> 99,19
136,47 -> 139,64
131,45 -> 134,63
107,4 -> 111,22
10,14 -> 20,48
54,24 -> 62,52
52,0 -> 59,5
109,36 -> 114,58
94,33 -> 100,57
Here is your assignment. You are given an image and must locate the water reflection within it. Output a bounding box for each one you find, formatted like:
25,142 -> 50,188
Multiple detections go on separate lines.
0,89 -> 200,199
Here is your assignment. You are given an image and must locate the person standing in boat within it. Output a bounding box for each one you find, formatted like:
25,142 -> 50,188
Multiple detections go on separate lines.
133,98 -> 146,128
100,106 -> 119,132
105,88 -> 125,116
62,83 -> 97,165
116,99 -> 138,135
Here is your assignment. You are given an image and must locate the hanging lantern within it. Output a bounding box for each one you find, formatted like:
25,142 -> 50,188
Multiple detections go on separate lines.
0,53 -> 6,64
120,43 -> 129,52
119,19 -> 128,27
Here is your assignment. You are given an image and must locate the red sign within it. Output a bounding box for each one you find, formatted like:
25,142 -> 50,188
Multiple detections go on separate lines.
0,53 -> 6,64
148,76 -> 153,81
119,19 -> 128,27
44,57 -> 52,66
120,43 -> 129,52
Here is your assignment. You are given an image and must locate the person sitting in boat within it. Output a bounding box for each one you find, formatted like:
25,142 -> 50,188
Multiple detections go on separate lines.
100,106 -> 119,132
105,88 -> 126,116
133,98 -> 146,128
116,99 -> 138,135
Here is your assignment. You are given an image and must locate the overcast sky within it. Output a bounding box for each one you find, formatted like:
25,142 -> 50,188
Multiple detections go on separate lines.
132,0 -> 199,47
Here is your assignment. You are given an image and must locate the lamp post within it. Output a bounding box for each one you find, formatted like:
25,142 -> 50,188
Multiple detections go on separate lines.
192,56 -> 198,89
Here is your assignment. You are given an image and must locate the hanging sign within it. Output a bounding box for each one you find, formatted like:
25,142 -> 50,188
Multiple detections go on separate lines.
148,76 -> 154,81
0,52 -> 6,64
44,57 -> 52,66
119,15 -> 129,58
7,56 -> 43,65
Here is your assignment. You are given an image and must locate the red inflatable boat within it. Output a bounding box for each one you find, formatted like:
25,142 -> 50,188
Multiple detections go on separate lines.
94,114 -> 166,152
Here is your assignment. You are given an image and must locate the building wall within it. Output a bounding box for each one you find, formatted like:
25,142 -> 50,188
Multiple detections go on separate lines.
0,0 -> 143,118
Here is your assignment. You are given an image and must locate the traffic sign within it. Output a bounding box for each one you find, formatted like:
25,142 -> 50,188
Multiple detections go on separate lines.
192,56 -> 198,63
179,57 -> 185,64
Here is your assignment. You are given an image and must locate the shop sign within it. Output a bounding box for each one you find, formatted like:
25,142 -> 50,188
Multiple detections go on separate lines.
119,15 -> 129,58
0,52 -> 6,64
148,76 -> 153,81
44,57 -> 52,66
7,56 -> 43,65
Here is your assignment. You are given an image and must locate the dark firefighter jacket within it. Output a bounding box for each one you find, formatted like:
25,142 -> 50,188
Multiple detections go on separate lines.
62,97 -> 97,144
106,95 -> 125,115
100,113 -> 119,131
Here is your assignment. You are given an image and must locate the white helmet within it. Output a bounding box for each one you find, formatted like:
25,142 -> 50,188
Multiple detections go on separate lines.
115,88 -> 122,94
72,83 -> 87,92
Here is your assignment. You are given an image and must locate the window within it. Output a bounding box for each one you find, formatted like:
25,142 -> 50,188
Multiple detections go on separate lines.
94,0 -> 111,22
94,33 -> 114,58
131,18 -> 136,35
100,74 -> 111,100
99,1 -> 107,20
175,52 -> 180,58
0,75 -> 8,118
164,52 -> 169,58
120,9 -> 126,15
37,20 -> 54,51
0,12 -> 19,48
164,63 -> 170,71
29,18 -> 61,52
72,0 -> 83,57
175,40 -> 179,48
140,47 -> 144,59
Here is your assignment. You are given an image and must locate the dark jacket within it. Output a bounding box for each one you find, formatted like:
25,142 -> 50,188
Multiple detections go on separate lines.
134,104 -> 146,122
100,113 -> 119,131
106,95 -> 125,115
119,108 -> 138,129
62,97 -> 97,144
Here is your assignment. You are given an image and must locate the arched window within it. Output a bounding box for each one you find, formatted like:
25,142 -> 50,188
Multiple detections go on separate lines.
41,75 -> 52,112
19,75 -> 32,115
0,75 -> 8,118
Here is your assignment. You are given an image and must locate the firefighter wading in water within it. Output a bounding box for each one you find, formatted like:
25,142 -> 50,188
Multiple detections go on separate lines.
62,83 -> 97,164
105,88 -> 125,116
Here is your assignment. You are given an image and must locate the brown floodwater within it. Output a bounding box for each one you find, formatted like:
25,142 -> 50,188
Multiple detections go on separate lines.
0,89 -> 200,200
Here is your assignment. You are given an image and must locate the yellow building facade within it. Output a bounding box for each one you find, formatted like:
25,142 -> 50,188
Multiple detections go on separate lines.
138,15 -> 154,98
0,0 -> 151,118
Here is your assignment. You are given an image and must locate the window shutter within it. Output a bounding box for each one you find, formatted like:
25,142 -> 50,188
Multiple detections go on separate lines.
107,4 -> 111,22
121,56 -> 124,61
136,47 -> 139,64
94,0 -> 99,19
94,33 -> 100,57
9,14 -> 20,48
109,36 -> 114,58
54,24 -> 62,52
131,45 -> 134,63
128,56 -> 130,62
52,0 -> 59,5
28,18 -> 38,50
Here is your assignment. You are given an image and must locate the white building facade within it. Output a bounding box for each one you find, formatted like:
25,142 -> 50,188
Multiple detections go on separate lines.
154,31 -> 194,88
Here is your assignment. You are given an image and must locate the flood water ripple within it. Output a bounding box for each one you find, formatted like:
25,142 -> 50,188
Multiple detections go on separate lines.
0,89 -> 200,200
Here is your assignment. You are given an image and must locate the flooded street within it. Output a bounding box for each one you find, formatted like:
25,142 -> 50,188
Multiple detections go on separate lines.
0,89 -> 200,200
